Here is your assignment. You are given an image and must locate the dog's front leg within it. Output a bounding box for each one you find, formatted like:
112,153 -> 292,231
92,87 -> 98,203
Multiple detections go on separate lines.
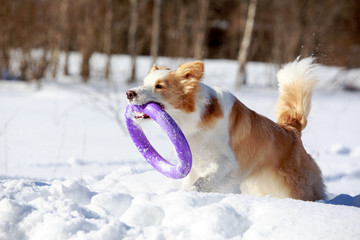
192,157 -> 237,193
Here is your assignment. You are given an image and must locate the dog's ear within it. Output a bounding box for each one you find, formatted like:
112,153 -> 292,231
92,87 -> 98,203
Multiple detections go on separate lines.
149,64 -> 159,73
176,61 -> 204,81
149,64 -> 170,74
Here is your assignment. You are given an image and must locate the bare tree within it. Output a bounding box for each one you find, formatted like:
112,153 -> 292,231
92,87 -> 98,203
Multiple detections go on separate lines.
128,0 -> 139,83
0,1 -> 11,78
50,0 -> 69,80
235,0 -> 257,88
104,0 -> 113,80
79,0 -> 95,83
193,0 -> 209,60
63,52 -> 70,76
178,0 -> 189,58
62,0 -> 72,76
270,0 -> 302,66
31,50 -> 50,88
151,0 -> 162,66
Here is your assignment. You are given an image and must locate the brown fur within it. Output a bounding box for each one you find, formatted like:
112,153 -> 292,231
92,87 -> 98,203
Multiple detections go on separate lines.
197,96 -> 223,129
229,99 -> 325,201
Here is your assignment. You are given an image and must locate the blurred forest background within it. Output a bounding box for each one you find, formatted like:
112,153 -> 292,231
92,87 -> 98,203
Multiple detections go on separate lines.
0,0 -> 359,83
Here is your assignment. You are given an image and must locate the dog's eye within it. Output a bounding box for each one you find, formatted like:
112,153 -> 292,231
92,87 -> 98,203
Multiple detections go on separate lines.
155,84 -> 163,89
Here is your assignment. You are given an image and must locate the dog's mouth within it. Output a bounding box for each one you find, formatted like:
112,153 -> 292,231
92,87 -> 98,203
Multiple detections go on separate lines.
134,102 -> 165,119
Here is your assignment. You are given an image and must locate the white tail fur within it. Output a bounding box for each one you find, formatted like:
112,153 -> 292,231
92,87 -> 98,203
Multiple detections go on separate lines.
276,57 -> 318,132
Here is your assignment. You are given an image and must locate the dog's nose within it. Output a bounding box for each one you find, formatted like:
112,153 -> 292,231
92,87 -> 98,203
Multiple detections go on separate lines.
126,90 -> 137,100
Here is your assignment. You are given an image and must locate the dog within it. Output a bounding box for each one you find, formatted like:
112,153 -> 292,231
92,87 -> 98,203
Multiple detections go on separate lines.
126,58 -> 326,201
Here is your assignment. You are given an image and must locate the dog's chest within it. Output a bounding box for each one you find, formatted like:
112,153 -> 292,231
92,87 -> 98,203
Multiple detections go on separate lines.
187,126 -> 237,169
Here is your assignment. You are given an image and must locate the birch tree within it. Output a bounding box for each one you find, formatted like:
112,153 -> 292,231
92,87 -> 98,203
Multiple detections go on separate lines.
104,0 -> 113,80
128,0 -> 138,83
79,0 -> 95,83
178,0 -> 188,58
193,0 -> 209,60
50,0 -> 69,79
235,0 -> 257,88
151,0 -> 162,66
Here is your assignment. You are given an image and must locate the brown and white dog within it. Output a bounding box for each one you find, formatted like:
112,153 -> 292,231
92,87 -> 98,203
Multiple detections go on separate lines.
126,58 -> 326,201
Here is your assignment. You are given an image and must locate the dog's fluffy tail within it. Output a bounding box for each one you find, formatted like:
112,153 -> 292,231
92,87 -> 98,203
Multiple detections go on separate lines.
276,57 -> 318,133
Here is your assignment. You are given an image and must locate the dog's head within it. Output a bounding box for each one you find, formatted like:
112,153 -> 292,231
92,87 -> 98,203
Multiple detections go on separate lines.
126,61 -> 204,118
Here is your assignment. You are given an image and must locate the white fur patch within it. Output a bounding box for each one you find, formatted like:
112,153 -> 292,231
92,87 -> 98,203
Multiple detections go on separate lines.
143,70 -> 171,87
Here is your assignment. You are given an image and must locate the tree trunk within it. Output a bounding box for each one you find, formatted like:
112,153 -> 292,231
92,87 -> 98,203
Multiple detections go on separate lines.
0,1 -> 11,77
104,0 -> 113,80
151,0 -> 162,66
81,50 -> 91,82
128,0 -> 138,83
49,0 -> 68,80
80,0 -> 94,83
64,51 -> 70,76
19,49 -> 31,81
0,49 -> 10,78
62,0 -> 71,76
31,50 -> 49,89
178,0 -> 188,58
50,45 -> 60,79
193,0 -> 208,60
235,0 -> 257,88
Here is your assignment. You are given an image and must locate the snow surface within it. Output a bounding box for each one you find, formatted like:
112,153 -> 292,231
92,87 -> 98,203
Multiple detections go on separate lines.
1,54 -> 360,239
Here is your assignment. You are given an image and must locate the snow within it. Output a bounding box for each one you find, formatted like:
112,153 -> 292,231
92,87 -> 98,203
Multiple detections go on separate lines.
1,54 -> 360,239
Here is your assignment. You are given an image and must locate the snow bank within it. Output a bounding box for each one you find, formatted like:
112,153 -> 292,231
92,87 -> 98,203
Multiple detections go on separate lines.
1,173 -> 360,240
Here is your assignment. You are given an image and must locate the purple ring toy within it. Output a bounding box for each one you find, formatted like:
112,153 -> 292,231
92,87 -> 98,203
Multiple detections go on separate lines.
125,102 -> 192,179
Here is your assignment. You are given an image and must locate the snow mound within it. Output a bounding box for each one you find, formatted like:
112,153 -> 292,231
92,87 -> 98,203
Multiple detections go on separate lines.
1,174 -> 360,240
323,194 -> 360,208
329,144 -> 351,155
351,147 -> 360,157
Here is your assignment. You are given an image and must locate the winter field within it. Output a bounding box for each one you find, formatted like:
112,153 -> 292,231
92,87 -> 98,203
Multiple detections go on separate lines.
1,53 -> 360,239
